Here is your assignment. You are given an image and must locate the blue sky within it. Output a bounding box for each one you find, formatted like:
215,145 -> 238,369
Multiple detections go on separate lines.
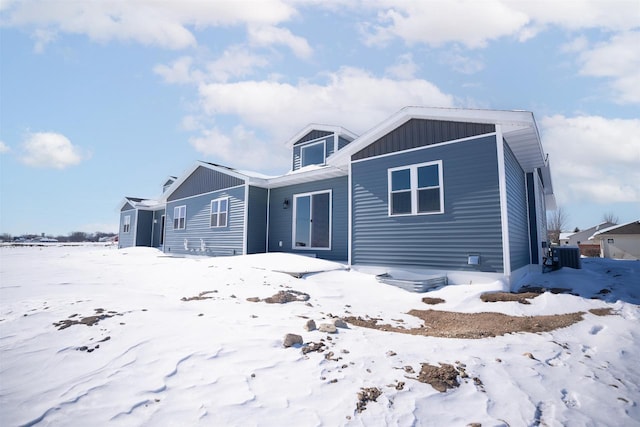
1,0 -> 638,236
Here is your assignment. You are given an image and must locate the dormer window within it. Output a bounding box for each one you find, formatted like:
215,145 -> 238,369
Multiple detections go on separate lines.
301,140 -> 326,167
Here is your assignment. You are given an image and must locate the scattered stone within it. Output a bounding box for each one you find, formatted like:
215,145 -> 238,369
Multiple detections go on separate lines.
318,323 -> 337,334
230,294 -> 237,299
246,297 -> 260,302
304,319 -> 317,331
495,358 -> 502,363
283,333 -> 303,348
324,351 -> 339,361
523,352 -> 536,360
329,379 -> 338,383
333,319 -> 348,329
198,313 -> 203,317
416,363 -> 460,392
250,314 -> 258,318
403,365 -> 415,374
53,309 -> 117,330
467,423 -> 482,427
386,350 -> 397,357
356,387 -> 382,413
341,349 -> 350,354
395,381 -> 405,390
480,291 -> 540,304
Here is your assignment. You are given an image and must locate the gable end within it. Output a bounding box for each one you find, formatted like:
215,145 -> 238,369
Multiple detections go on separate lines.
352,119 -> 496,161
294,130 -> 333,146
168,166 -> 245,201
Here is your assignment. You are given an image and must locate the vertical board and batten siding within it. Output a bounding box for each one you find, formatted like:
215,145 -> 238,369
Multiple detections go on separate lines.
167,166 -> 244,201
121,202 -> 134,211
352,119 -> 496,161
268,176 -> 348,261
136,210 -> 153,247
247,186 -> 269,254
294,130 -> 333,145
351,135 -> 504,272
165,186 -> 246,256
292,136 -> 334,171
504,141 -> 530,271
118,210 -> 136,248
152,209 -> 165,247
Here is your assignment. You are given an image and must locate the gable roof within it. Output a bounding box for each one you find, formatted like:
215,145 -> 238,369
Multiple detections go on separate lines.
330,106 -> 548,170
285,123 -> 358,149
118,197 -> 162,211
592,220 -> 640,237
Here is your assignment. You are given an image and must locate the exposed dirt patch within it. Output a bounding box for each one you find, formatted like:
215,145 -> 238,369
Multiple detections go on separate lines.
422,297 -> 445,305
356,387 -> 382,413
589,307 -> 614,316
53,308 -> 121,330
250,290 -> 310,304
416,363 -> 460,392
181,290 -> 217,301
344,309 -> 585,339
480,291 -> 541,304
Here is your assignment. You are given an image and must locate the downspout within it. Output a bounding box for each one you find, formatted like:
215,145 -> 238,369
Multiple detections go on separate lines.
347,161 -> 353,267
265,187 -> 271,253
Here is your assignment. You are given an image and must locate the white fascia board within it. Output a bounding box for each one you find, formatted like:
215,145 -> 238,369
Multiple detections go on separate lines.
285,123 -> 359,149
265,165 -> 346,189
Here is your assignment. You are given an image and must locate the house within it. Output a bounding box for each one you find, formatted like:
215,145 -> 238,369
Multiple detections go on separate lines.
560,222 -> 617,257
118,106 -> 555,286
590,220 -> 640,260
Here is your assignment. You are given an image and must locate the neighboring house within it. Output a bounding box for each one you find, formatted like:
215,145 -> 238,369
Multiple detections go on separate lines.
591,220 -> 640,260
119,106 -> 555,285
561,222 -> 616,246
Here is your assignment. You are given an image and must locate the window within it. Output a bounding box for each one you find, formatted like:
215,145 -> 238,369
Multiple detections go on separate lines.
389,161 -> 443,216
123,215 -> 131,233
293,190 -> 331,249
210,198 -> 229,228
301,141 -> 326,167
173,205 -> 186,230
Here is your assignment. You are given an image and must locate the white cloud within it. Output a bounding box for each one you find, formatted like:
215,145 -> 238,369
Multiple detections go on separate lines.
440,51 -> 484,75
360,0 -> 640,48
206,46 -> 269,82
384,53 -> 418,79
577,31 -> 640,104
361,0 -> 530,48
3,0 -> 296,50
248,25 -> 313,59
541,114 -> 640,204
197,67 -> 454,143
20,132 -> 87,169
189,125 -> 287,172
0,141 -> 10,153
560,35 -> 589,54
153,56 -> 201,85
186,67 -> 453,172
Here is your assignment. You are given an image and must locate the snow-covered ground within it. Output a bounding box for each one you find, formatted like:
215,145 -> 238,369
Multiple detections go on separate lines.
1,245 -> 638,426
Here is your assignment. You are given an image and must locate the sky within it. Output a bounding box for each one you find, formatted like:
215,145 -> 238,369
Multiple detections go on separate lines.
0,0 -> 638,236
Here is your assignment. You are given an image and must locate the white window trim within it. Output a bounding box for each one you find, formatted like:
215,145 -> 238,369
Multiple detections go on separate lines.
173,205 -> 186,230
292,189 -> 332,251
388,160 -> 444,216
210,197 -> 229,228
123,215 -> 131,233
300,140 -> 327,167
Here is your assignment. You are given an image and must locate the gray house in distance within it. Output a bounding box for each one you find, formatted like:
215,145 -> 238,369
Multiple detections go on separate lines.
119,107 -> 555,285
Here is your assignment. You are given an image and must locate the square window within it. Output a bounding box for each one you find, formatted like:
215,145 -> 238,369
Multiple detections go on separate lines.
301,141 -> 326,167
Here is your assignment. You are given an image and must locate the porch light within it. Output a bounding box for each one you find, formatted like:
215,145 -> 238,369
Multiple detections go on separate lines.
283,198 -> 289,209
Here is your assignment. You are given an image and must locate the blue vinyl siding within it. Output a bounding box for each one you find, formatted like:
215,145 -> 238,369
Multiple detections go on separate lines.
165,186 -> 245,256
351,135 -> 504,272
136,210 -> 153,247
121,202 -> 134,212
268,176 -> 348,261
168,166 -> 244,201
247,186 -> 268,254
504,141 -> 530,271
338,136 -> 352,150
118,210 -> 136,248
152,209 -> 165,247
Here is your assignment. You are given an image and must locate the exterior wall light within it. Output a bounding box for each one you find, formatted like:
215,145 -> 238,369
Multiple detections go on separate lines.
283,199 -> 289,209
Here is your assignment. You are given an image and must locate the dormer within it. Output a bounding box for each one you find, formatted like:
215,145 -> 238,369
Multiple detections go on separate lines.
162,176 -> 177,193
286,124 -> 358,171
